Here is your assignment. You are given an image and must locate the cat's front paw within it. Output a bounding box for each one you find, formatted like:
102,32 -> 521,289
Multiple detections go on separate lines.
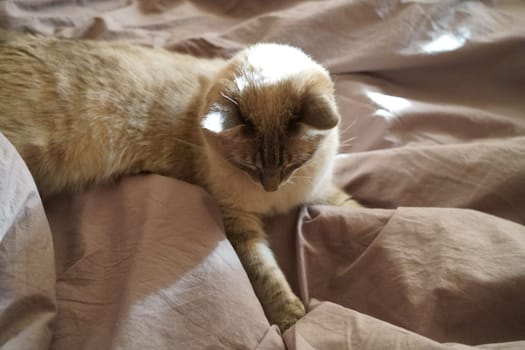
321,184 -> 363,208
270,294 -> 306,332
342,196 -> 362,208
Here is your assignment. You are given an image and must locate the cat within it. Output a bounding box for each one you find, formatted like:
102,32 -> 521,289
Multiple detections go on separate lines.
0,30 -> 359,331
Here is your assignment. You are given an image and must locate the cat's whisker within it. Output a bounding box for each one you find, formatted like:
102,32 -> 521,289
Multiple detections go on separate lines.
291,175 -> 314,185
220,91 -> 239,106
172,136 -> 202,149
339,119 -> 357,135
293,175 -> 313,179
338,120 -> 358,150
339,137 -> 357,148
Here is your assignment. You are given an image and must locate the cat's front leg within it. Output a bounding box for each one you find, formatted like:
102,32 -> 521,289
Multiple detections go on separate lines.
318,183 -> 362,208
221,207 -> 305,331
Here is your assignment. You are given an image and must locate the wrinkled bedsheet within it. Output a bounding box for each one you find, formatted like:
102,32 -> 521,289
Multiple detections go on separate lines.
1,1 -> 524,349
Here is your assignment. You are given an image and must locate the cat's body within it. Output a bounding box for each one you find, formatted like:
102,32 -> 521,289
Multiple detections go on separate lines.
0,32 -> 217,195
0,31 -> 357,330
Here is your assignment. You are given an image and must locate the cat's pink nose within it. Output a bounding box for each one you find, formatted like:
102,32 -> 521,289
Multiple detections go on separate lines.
260,167 -> 280,192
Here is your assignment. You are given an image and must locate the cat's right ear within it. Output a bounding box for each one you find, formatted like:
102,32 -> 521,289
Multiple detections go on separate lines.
299,93 -> 340,130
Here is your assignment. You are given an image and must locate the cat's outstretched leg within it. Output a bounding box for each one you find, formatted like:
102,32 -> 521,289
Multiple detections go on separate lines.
222,208 -> 305,332
319,183 -> 362,208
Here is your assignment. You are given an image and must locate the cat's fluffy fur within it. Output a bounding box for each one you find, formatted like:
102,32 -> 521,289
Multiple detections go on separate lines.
0,31 -> 358,331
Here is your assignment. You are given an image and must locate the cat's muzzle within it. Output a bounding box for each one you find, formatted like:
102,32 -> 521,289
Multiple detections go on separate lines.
260,167 -> 280,192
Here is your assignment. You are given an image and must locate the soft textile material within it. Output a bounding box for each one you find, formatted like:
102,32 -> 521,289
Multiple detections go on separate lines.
1,1 -> 524,349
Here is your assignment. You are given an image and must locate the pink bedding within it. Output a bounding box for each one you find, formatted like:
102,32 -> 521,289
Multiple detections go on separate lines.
1,1 -> 524,349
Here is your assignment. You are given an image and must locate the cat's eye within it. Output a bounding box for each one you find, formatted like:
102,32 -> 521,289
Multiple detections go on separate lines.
287,115 -> 302,135
243,118 -> 254,128
235,162 -> 259,179
240,117 -> 256,135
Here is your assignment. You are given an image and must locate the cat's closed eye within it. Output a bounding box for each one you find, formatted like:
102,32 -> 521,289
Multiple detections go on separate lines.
287,115 -> 303,135
240,115 -> 256,135
235,161 -> 259,178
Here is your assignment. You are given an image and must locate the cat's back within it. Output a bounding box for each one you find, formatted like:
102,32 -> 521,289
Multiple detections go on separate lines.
0,31 -> 225,195
0,30 -> 217,124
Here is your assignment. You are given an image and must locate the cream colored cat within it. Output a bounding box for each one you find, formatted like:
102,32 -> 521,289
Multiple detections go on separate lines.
0,31 -> 358,331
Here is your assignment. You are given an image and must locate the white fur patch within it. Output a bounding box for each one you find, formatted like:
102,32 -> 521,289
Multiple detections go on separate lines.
236,43 -> 326,91
201,109 -> 225,133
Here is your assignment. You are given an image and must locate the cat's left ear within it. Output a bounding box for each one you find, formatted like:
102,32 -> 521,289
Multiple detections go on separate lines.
201,102 -> 243,134
300,94 -> 340,130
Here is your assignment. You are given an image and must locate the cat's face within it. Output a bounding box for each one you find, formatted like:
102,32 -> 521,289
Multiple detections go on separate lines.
201,44 -> 340,192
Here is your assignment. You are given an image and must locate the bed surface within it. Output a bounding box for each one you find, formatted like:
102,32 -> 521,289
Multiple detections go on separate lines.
1,1 -> 524,349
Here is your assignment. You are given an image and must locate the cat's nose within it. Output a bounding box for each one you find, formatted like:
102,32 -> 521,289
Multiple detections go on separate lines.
260,167 -> 280,192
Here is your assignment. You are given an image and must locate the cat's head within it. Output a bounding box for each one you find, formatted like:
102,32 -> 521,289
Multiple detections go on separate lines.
200,43 -> 340,192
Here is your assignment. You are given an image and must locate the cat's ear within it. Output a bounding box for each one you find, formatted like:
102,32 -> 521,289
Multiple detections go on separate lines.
201,102 -> 243,134
299,94 -> 340,130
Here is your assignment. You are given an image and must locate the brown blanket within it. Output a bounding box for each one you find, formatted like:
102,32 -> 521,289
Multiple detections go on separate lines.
1,1 -> 524,349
